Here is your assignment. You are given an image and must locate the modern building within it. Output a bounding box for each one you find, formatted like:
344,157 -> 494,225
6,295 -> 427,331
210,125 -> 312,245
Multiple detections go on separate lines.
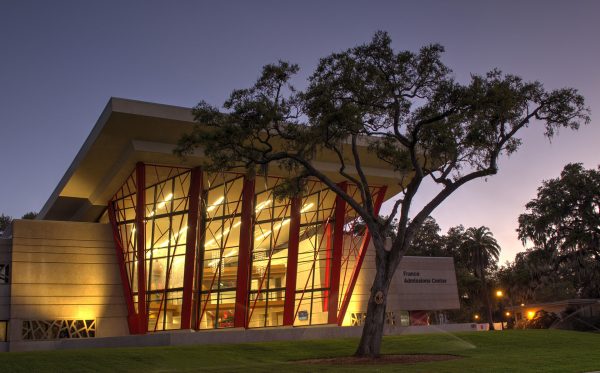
0,98 -> 459,351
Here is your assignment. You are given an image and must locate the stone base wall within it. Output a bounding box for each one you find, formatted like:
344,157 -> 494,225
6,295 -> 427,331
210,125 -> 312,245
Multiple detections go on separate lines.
7,322 -> 481,352
8,220 -> 128,346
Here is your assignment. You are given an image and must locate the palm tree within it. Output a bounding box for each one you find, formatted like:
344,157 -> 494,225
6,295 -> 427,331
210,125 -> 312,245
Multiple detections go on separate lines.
461,226 -> 501,329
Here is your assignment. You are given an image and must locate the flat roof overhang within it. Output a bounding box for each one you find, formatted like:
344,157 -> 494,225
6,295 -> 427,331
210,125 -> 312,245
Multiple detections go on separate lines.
39,98 -> 409,222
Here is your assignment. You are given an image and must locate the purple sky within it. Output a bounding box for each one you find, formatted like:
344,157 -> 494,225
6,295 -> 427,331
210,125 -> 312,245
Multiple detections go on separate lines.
1,1 -> 598,263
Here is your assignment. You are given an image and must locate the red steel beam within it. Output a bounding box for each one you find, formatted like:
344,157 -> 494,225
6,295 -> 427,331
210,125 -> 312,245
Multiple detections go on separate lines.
233,177 -> 255,328
327,182 -> 347,324
322,223 -> 332,312
107,202 -> 139,334
135,162 -> 148,333
337,186 -> 387,325
181,167 -> 202,329
283,196 -> 301,325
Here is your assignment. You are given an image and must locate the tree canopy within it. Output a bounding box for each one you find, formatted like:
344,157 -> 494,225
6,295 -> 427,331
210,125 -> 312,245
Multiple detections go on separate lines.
0,214 -> 10,234
177,31 -> 589,357
518,163 -> 600,298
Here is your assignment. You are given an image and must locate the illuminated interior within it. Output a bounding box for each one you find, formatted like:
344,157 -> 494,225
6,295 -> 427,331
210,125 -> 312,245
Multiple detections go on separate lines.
109,164 -> 384,333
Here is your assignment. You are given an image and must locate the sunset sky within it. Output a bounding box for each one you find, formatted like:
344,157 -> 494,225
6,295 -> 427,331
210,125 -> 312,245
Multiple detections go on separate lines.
1,0 -> 598,263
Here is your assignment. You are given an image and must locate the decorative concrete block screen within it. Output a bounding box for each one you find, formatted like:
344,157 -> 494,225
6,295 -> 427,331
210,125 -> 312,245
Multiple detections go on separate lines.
22,320 -> 96,340
350,311 -> 397,326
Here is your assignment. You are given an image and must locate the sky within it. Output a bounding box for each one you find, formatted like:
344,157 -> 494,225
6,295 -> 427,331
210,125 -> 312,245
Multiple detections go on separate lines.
1,0 -> 599,263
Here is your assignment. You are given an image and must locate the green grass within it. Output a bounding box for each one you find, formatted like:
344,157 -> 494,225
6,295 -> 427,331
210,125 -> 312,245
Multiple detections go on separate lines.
1,330 -> 599,372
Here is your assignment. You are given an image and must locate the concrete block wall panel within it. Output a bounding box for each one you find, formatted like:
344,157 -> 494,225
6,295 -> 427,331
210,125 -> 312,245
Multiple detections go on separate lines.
0,238 -> 11,321
342,243 -> 460,325
9,220 -> 128,342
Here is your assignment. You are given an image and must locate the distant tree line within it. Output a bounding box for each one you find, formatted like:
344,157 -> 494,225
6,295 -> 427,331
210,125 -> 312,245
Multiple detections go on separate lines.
410,163 -> 600,327
0,212 -> 38,235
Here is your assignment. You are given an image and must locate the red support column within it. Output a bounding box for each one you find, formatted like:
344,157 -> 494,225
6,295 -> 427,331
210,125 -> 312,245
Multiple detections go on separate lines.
233,177 -> 255,328
107,203 -> 139,334
327,182 -> 347,324
322,223 -> 332,312
181,167 -> 202,329
283,196 -> 301,325
337,186 -> 387,325
135,162 -> 147,333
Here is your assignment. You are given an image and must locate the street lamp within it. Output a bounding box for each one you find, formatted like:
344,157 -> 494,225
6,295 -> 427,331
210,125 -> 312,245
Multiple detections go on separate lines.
495,289 -> 518,328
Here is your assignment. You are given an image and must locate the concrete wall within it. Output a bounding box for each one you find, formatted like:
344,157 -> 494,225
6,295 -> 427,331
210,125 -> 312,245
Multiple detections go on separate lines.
0,238 -> 11,347
8,220 -> 128,349
0,238 -> 11,322
342,248 -> 460,325
8,322 -> 481,352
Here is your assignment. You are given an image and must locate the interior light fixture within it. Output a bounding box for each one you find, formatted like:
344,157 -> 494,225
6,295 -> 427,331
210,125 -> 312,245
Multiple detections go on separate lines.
255,200 -> 272,213
206,196 -> 225,212
255,230 -> 272,241
147,193 -> 175,217
157,193 -> 174,209
300,203 -> 314,213
156,226 -> 189,248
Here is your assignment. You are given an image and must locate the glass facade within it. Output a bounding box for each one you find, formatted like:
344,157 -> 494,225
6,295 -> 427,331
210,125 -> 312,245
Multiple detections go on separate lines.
294,180 -> 336,326
109,163 -> 384,333
197,173 -> 243,329
247,177 -> 292,328
144,166 -> 191,331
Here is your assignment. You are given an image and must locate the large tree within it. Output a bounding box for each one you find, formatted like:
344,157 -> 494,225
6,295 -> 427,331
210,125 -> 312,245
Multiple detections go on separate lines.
497,248 -> 577,305
518,163 -> 600,298
176,32 -> 589,357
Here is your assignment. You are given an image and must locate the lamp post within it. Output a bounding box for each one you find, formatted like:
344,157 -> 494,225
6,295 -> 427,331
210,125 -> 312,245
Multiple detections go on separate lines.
496,289 -> 518,328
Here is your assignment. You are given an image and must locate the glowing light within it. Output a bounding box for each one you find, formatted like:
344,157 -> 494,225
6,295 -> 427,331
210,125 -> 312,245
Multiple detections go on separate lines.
255,230 -> 272,241
527,311 -> 536,320
255,200 -> 272,213
495,290 -> 504,297
521,303 -> 525,307
157,193 -> 174,209
300,203 -> 314,213
474,314 -> 480,320
147,193 -> 174,216
204,227 -> 232,248
206,196 -> 224,212
274,218 -> 290,229
505,312 -> 511,317
156,226 -> 189,248
254,218 -> 291,242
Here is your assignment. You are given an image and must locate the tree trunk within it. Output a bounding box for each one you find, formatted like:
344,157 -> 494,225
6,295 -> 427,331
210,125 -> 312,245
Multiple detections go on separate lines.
482,280 -> 495,331
355,270 -> 389,357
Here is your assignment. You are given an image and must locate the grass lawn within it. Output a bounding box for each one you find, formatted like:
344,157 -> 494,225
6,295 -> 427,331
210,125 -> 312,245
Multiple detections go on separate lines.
0,329 -> 599,372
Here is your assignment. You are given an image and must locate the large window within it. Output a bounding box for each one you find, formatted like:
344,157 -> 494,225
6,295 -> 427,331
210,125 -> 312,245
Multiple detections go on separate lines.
112,174 -> 138,311
109,163 -> 382,333
247,177 -> 292,328
294,181 -> 336,326
144,166 -> 191,331
196,173 -> 243,329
